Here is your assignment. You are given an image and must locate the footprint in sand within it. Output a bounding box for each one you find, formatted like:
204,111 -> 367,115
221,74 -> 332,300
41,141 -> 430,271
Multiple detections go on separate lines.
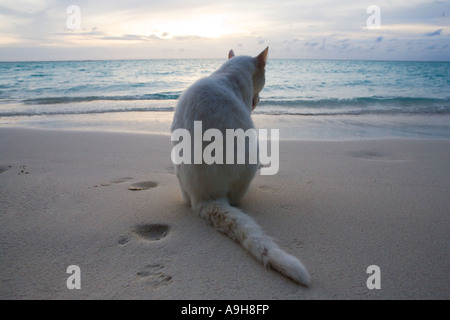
110,177 -> 134,184
350,150 -> 404,162
100,177 -> 133,187
0,165 -> 11,174
128,181 -> 158,191
117,234 -> 131,246
117,224 -> 169,246
137,262 -> 172,288
350,150 -> 386,161
130,223 -> 169,241
17,165 -> 29,175
98,178 -> 158,191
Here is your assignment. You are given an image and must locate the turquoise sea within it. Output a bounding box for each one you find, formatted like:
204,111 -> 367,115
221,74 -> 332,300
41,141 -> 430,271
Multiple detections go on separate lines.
1,59 -> 449,139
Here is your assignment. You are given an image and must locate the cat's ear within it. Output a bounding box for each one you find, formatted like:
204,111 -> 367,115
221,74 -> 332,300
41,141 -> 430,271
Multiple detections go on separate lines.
228,49 -> 235,59
256,47 -> 269,67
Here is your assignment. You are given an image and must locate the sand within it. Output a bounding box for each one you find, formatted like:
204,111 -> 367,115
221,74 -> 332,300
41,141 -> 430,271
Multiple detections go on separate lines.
0,127 -> 449,300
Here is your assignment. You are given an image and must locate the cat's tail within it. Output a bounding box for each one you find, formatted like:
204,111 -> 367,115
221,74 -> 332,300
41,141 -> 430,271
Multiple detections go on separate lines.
195,199 -> 310,286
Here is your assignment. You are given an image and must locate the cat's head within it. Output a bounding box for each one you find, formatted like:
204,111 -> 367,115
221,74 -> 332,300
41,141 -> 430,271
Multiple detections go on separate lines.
228,47 -> 268,111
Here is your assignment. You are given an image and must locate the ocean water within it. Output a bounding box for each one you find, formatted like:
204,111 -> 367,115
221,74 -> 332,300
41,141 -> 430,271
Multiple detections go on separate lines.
0,59 -> 449,139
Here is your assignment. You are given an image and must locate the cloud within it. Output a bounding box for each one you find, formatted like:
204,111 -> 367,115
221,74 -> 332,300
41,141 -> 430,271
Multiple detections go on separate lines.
0,0 -> 449,61
425,29 -> 443,36
100,34 -> 150,41
0,0 -> 51,14
53,30 -> 105,37
304,41 -> 319,48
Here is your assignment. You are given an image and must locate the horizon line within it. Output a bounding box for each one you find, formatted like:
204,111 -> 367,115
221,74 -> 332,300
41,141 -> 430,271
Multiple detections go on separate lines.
1,57 -> 450,63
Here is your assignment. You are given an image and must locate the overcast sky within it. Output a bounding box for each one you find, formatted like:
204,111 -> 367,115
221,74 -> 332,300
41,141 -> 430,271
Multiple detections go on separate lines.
0,0 -> 449,61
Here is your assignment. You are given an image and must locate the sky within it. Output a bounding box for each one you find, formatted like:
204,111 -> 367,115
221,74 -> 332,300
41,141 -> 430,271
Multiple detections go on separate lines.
0,0 -> 449,61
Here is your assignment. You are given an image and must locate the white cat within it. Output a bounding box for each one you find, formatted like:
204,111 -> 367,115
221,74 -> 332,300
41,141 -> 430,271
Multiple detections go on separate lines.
170,48 -> 310,286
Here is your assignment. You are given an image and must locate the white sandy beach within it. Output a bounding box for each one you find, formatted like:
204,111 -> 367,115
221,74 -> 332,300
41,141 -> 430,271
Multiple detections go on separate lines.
0,127 -> 449,299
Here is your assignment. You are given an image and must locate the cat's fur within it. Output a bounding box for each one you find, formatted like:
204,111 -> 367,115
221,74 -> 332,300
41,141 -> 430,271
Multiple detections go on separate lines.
170,48 -> 310,286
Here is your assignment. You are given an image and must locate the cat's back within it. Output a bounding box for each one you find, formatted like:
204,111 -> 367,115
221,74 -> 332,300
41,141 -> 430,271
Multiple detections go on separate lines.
172,72 -> 252,133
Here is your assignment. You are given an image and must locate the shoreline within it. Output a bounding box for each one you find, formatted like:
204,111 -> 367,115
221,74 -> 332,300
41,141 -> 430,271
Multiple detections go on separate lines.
0,127 -> 449,299
1,112 -> 450,141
